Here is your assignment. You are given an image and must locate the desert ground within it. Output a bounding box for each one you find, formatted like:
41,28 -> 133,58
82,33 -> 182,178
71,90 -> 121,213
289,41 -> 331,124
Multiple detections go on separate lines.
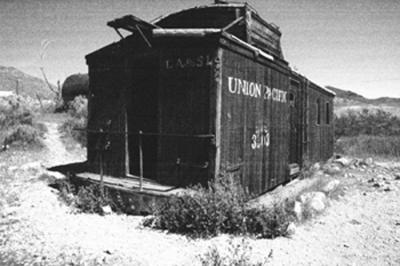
1,114 -> 400,266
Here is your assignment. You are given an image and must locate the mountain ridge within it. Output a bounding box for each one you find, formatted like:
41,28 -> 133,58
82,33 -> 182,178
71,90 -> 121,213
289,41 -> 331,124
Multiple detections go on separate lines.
0,65 -> 56,99
326,85 -> 400,105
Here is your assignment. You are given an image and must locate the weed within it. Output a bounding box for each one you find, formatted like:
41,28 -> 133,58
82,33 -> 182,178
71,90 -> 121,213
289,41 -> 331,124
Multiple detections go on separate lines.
57,178 -> 117,215
198,238 -> 271,266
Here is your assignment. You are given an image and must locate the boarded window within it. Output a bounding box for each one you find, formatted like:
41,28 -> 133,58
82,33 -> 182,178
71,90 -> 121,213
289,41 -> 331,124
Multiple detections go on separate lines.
326,102 -> 330,124
316,99 -> 321,125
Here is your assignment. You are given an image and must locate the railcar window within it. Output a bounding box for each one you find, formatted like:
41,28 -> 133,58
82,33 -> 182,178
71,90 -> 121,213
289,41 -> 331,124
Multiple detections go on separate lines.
326,102 -> 330,124
316,99 -> 321,125
288,93 -> 295,106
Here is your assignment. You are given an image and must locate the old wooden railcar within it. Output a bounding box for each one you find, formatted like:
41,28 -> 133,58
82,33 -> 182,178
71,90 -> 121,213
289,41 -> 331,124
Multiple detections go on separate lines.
83,2 -> 335,195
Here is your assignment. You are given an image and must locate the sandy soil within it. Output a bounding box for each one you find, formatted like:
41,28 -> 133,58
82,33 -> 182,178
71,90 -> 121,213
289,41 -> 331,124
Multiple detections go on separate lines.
1,116 -> 400,265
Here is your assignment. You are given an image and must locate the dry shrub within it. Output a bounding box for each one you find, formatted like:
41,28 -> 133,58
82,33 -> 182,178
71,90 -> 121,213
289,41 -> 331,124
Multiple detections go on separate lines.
59,96 -> 87,146
335,108 -> 400,138
198,238 -> 272,266
57,179 -> 116,215
144,174 -> 294,238
336,135 -> 400,158
0,96 -> 45,148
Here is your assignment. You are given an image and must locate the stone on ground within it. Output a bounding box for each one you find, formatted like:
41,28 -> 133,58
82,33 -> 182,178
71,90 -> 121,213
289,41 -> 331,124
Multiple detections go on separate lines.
333,157 -> 352,167
300,192 -> 327,214
322,179 -> 340,194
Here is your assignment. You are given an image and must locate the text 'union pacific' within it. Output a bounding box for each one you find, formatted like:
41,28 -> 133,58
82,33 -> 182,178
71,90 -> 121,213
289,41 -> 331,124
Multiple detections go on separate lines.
227,76 -> 287,103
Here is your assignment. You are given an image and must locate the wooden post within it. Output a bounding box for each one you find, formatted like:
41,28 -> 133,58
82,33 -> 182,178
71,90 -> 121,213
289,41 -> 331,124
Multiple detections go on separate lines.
138,130 -> 143,191
99,151 -> 104,199
124,107 -> 130,176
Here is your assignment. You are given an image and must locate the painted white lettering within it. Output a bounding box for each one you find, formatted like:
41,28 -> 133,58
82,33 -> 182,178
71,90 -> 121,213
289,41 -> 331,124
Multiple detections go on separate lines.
227,77 -> 287,104
237,79 -> 242,95
254,83 -> 261,98
228,77 -> 235,94
249,83 -> 255,97
264,86 -> 271,100
205,55 -> 213,66
165,60 -> 173,69
281,91 -> 287,103
242,80 -> 249,95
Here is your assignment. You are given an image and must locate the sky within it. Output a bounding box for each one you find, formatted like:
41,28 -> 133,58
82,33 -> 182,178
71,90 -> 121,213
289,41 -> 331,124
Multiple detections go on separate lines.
1,0 -> 399,98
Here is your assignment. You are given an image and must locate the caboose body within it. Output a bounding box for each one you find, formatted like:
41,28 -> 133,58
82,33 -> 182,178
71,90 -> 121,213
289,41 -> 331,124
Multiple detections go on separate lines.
82,2 -> 334,195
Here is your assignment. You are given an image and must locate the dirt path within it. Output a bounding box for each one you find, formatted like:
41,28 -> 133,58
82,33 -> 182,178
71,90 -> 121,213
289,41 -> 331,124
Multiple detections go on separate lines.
40,113 -> 86,166
42,121 -> 74,165
1,116 -> 400,265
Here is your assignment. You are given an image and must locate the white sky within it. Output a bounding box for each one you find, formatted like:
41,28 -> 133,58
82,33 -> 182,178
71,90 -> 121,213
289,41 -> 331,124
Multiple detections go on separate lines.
1,0 -> 399,99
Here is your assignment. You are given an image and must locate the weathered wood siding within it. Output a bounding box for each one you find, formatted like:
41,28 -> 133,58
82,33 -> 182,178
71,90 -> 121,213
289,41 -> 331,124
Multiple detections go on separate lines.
87,59 -> 126,177
307,83 -> 334,162
219,47 -> 290,194
155,47 -> 216,186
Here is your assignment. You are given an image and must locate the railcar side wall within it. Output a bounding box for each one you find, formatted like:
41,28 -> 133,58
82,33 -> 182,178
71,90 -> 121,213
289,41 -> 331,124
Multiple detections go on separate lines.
218,47 -> 291,194
307,84 -> 334,163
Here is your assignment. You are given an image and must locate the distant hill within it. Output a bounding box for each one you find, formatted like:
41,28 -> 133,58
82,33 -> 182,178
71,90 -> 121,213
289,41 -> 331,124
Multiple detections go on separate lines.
0,66 -> 56,99
327,85 -> 400,117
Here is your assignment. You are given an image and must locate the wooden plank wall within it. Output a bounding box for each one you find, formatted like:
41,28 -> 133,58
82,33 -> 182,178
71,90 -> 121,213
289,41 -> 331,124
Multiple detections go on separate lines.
87,60 -> 126,177
307,83 -> 334,163
155,47 -> 215,187
219,48 -> 290,194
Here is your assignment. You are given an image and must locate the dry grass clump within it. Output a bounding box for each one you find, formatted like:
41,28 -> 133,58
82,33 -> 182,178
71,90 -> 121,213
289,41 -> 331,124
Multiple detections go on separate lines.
198,238 -> 272,266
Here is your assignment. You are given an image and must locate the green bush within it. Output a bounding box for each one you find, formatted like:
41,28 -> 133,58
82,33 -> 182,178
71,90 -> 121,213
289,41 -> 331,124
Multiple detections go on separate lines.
0,96 -> 45,148
59,96 -> 87,146
144,174 -> 294,238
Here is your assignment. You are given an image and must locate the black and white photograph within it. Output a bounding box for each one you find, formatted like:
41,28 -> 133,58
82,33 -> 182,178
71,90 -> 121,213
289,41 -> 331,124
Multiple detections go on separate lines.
1,0 -> 399,265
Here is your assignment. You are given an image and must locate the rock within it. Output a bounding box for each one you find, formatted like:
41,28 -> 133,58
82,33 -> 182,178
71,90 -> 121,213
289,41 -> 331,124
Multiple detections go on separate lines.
367,178 -> 375,183
300,192 -> 327,214
102,205 -> 112,215
322,179 -> 340,193
384,187 -> 391,192
395,173 -> 400,180
323,165 -> 342,176
349,219 -> 361,225
364,157 -> 374,166
334,157 -> 352,167
377,174 -> 386,180
293,201 -> 303,221
373,183 -> 380,188
287,222 -> 296,235
309,193 -> 327,213
38,171 -> 66,184
311,162 -> 321,172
